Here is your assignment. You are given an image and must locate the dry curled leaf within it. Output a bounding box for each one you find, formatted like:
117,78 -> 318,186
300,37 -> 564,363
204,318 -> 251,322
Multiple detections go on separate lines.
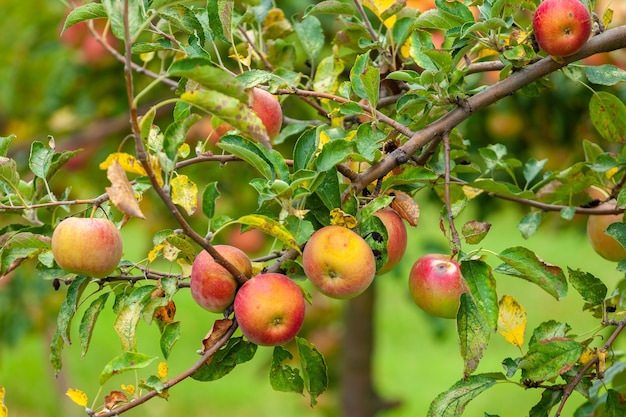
106,161 -> 146,219
104,390 -> 128,411
201,318 -> 234,359
330,208 -> 357,229
154,300 -> 176,324
387,189 -> 419,227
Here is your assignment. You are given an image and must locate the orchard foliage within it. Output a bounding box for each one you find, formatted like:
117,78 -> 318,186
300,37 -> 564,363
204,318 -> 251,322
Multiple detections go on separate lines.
1,0 -> 626,416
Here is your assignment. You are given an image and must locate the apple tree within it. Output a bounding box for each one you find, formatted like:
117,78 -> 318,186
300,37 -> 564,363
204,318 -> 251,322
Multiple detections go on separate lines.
1,0 -> 626,416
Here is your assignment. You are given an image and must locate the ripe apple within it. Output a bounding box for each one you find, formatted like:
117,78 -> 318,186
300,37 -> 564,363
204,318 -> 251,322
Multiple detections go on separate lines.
51,217 -> 123,278
373,208 -> 408,275
585,188 -> 626,262
302,225 -> 376,299
225,227 -> 267,254
214,88 -> 283,140
408,254 -> 467,319
233,273 -> 305,346
190,245 -> 252,313
532,0 -> 592,58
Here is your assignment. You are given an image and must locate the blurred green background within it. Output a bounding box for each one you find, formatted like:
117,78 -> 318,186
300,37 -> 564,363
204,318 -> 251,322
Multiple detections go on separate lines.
1,1 -> 626,417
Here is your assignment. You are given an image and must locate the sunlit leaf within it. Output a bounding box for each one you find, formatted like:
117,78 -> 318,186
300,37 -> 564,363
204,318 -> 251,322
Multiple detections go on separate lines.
102,0 -> 144,41
233,214 -> 300,253
171,174 -> 198,216
497,246 -> 567,300
497,295 -> 527,348
99,352 -> 157,385
66,388 -> 88,407
168,57 -> 246,101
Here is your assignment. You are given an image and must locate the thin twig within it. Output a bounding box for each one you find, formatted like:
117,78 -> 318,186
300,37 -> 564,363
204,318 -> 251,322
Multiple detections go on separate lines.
442,131 -> 461,253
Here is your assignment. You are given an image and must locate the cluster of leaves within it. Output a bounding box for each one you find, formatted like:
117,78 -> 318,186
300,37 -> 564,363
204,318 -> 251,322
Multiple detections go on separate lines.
2,0 -> 626,416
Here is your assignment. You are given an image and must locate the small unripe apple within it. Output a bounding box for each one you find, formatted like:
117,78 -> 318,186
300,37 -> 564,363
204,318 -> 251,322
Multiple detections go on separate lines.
408,254 -> 467,319
214,88 -> 283,140
373,208 -> 408,275
51,217 -> 123,278
532,0 -> 591,58
234,273 -> 305,346
302,225 -> 376,299
190,245 -> 252,313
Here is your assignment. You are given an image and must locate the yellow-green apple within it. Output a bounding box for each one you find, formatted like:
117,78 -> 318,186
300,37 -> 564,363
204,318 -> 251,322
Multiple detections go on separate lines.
233,273 -> 305,346
585,188 -> 626,262
213,88 -> 283,140
302,225 -> 376,299
373,208 -> 408,275
190,245 -> 252,313
51,217 -> 123,277
409,254 -> 467,319
532,0 -> 591,58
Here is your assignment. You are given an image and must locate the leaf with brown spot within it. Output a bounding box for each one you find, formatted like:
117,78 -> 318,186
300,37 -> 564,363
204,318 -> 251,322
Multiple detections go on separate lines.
201,319 -> 234,358
388,189 -> 419,226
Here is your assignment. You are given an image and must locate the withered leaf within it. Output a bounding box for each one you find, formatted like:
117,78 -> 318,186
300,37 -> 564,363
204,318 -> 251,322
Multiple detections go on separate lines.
201,319 -> 234,358
106,161 -> 146,219
388,189 -> 419,226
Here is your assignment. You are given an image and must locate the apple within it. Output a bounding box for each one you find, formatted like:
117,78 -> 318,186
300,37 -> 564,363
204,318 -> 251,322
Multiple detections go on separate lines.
408,254 -> 467,319
302,225 -> 376,299
373,208 -> 408,275
532,0 -> 592,58
213,88 -> 283,140
225,227 -> 267,254
190,245 -> 253,313
51,217 -> 123,278
585,188 -> 626,262
233,273 -> 305,346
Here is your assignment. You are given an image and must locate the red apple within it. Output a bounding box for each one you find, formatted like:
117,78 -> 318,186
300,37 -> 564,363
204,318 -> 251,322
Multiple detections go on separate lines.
225,227 -> 267,254
532,0 -> 591,58
233,273 -> 305,346
213,88 -> 283,141
408,254 -> 467,319
302,225 -> 376,299
51,217 -> 123,278
373,208 -> 408,275
190,245 -> 252,313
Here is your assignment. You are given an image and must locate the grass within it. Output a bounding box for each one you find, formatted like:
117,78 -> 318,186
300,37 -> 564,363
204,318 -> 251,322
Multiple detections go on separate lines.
1,199 -> 623,417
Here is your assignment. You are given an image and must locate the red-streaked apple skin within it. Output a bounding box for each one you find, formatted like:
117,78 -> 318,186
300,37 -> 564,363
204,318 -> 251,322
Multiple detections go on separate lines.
302,225 -> 376,299
374,208 -> 408,275
234,273 -> 305,346
409,254 -> 467,319
190,245 -> 252,313
532,0 -> 591,57
51,217 -> 123,278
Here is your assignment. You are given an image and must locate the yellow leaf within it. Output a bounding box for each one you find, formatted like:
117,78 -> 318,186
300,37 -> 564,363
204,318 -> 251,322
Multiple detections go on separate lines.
462,185 -> 484,200
234,214 -> 300,253
497,295 -> 527,348
148,243 -> 165,262
121,384 -> 135,395
171,174 -> 198,216
606,166 -> 619,179
0,386 -> 6,417
578,347 -> 595,366
158,362 -> 169,380
100,152 -> 147,176
363,0 -> 397,28
66,388 -> 88,407
330,208 -> 357,229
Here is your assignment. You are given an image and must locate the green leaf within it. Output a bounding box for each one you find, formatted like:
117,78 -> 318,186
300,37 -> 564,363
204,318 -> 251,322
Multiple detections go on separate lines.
49,328 -> 65,376
296,337 -> 328,407
62,3 -> 107,32
519,338 -> 583,383
606,389 -> 626,417
567,268 -> 608,306
350,54 -> 370,100
497,246 -> 568,300
359,66 -> 380,111
56,277 -> 89,346
381,165 -> 438,189
206,0 -> 227,42
518,212 -> 542,239
217,135 -> 273,179
0,232 -> 49,275
457,294 -> 492,377
160,5 -> 205,45
168,58 -> 246,101
528,320 -> 571,348
0,134 -> 15,157
589,92 -> 626,143
294,15 -> 324,61
102,0 -> 144,41
270,346 -> 304,394
313,54 -> 345,94
316,139 -> 357,171
529,389 -> 564,417
360,215 -> 388,272
181,90 -> 270,149
79,292 -> 110,359
605,222 -> 626,251
355,123 -> 385,162
461,260 -> 498,330
99,352 -> 157,385
461,221 -> 491,245
293,128 -> 318,171
29,141 -> 54,179
584,64 -> 626,86
523,158 -> 547,185
192,337 -> 257,381
160,321 -> 181,360
202,182 -> 220,219
304,0 -> 354,17
314,168 -> 341,210
428,374 -> 497,417
113,285 -> 156,352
